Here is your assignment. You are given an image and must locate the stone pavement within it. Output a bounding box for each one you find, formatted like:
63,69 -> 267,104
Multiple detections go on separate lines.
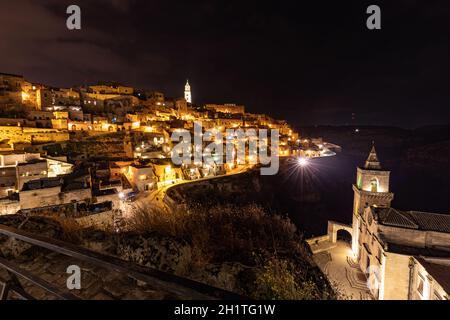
312,241 -> 374,300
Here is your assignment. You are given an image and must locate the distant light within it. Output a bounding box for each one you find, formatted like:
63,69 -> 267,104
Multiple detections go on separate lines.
119,192 -> 125,199
298,157 -> 308,167
355,128 -> 360,133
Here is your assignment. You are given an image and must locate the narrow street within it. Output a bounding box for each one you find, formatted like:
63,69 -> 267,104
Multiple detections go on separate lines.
121,164 -> 253,216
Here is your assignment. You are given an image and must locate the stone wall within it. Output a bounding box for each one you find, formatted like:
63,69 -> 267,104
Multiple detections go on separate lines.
380,225 -> 450,250
383,252 -> 411,299
0,126 -> 69,145
76,210 -> 115,231
0,199 -> 20,215
19,187 -> 91,210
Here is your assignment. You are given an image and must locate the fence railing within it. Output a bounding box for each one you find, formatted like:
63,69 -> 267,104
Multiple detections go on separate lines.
0,224 -> 245,300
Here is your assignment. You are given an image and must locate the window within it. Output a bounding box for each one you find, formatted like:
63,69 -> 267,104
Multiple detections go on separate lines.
370,178 -> 378,192
433,291 -> 443,300
417,274 -> 425,298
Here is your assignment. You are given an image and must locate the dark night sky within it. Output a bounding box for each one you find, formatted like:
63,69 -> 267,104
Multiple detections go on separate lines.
1,0 -> 449,127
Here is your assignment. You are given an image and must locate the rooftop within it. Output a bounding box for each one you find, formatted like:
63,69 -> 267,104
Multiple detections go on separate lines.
22,178 -> 62,191
373,207 -> 450,234
384,242 -> 450,258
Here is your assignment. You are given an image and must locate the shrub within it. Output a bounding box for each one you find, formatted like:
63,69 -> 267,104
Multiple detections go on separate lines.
128,203 -> 302,267
126,203 -> 338,299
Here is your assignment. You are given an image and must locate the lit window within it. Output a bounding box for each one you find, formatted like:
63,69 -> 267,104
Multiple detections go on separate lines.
370,178 -> 378,192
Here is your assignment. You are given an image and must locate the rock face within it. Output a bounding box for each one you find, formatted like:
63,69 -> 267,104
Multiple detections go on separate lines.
0,215 -> 65,258
116,233 -> 192,275
190,262 -> 255,294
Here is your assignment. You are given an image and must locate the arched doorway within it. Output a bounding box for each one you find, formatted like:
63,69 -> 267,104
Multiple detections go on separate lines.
337,229 -> 352,243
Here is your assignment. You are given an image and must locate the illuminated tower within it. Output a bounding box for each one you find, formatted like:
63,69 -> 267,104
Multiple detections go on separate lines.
351,144 -> 394,256
184,80 -> 192,104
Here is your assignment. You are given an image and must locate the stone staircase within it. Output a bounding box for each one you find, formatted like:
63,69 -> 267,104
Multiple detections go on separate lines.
347,256 -> 360,269
345,268 -> 370,292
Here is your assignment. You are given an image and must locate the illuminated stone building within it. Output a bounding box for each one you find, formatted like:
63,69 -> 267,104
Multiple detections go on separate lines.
205,103 -> 245,114
37,88 -> 80,110
409,256 -> 449,300
312,146 -> 450,300
350,146 -> 450,300
0,73 -> 39,108
184,80 -> 192,104
125,163 -> 157,192
89,83 -> 134,95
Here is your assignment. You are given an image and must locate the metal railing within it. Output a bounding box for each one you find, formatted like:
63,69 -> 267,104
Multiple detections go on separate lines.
0,224 -> 245,300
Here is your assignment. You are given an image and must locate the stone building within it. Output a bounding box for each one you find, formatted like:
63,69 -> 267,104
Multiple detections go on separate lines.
205,103 -> 245,114
125,164 -> 157,192
16,159 -> 48,191
19,177 -> 91,210
37,88 -> 80,110
409,256 -> 449,300
0,73 -> 38,108
311,145 -> 450,300
184,80 -> 192,104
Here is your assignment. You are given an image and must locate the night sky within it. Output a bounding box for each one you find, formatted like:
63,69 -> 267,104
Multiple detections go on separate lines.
1,0 -> 449,127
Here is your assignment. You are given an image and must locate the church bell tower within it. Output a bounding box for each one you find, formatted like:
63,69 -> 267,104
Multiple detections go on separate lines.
352,144 -> 394,254
184,80 -> 192,104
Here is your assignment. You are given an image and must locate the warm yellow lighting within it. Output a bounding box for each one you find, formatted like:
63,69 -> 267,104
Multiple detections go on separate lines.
165,166 -> 172,174
132,121 -> 141,129
21,91 -> 30,101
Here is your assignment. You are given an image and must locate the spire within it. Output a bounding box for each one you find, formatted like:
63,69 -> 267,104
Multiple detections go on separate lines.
364,142 -> 382,170
184,79 -> 192,104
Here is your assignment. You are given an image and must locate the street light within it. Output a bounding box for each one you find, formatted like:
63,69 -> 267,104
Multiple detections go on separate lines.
297,157 -> 308,167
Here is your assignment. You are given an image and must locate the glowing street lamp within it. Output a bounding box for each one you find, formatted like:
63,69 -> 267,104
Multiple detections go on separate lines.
297,157 -> 308,167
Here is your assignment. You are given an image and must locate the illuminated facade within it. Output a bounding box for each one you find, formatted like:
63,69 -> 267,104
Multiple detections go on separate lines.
184,80 -> 192,104
350,146 -> 450,300
205,103 -> 245,114
351,145 -> 394,255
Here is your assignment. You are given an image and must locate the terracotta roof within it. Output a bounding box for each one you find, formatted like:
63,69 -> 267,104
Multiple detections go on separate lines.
373,207 -> 450,233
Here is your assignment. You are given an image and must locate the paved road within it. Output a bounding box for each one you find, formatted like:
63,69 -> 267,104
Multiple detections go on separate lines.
120,165 -> 253,216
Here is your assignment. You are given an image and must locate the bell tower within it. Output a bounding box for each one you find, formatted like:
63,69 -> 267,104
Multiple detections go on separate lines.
352,144 -> 394,254
184,80 -> 192,104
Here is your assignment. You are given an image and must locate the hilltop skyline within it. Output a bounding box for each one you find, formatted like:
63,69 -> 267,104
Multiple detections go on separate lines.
1,1 -> 449,128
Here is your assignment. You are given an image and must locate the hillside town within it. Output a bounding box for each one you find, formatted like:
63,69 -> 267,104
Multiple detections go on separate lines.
0,72 -> 335,216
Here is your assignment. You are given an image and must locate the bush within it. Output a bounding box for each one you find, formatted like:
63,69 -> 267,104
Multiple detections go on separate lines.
128,204 -> 301,266
127,203 -> 338,299
253,256 -> 329,300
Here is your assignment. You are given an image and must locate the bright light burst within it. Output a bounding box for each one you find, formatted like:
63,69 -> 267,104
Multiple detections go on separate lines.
297,157 -> 308,167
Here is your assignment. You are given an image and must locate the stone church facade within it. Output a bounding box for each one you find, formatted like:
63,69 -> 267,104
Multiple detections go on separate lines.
351,146 -> 450,299
313,145 -> 450,300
